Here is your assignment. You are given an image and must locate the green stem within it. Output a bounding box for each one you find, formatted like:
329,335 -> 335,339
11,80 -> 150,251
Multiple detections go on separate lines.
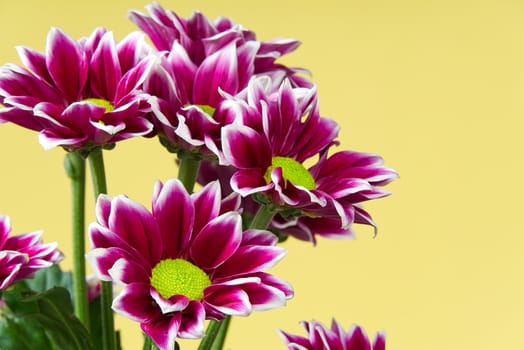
88,147 -> 116,350
64,151 -> 89,329
177,154 -> 201,193
142,335 -> 161,350
249,203 -> 278,230
197,320 -> 222,350
209,316 -> 231,350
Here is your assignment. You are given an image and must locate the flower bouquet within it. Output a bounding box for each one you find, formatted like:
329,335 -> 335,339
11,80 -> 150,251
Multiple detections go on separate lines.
0,2 -> 398,349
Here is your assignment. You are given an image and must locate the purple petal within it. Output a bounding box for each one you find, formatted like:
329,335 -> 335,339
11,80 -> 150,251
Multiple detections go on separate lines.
241,229 -> 278,247
166,42 -> 197,102
221,124 -> 271,168
108,257 -> 150,285
192,43 -> 239,106
230,169 -> 274,197
89,31 -> 122,100
178,301 -> 206,338
0,215 -> 11,249
190,212 -> 242,269
0,64 -> 62,105
152,179 -> 194,258
86,247 -> 128,281
213,245 -> 286,280
252,272 -> 294,299
112,282 -> 159,323
150,288 -> 190,315
108,195 -> 162,264
372,331 -> 386,350
95,194 -> 113,227
345,326 -> 371,350
141,315 -> 181,350
238,281 -> 287,311
190,181 -> 222,234
46,28 -> 87,102
204,285 -> 251,316
16,46 -> 53,84
117,31 -> 151,73
129,9 -> 178,52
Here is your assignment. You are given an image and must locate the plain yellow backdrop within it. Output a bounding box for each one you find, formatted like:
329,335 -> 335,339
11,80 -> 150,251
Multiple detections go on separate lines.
1,0 -> 523,349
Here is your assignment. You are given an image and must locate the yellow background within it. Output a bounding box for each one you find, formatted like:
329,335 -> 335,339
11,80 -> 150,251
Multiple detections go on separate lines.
1,0 -> 523,349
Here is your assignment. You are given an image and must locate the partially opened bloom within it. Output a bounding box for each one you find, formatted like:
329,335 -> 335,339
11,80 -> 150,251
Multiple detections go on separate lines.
279,319 -> 386,350
87,179 -> 292,349
129,2 -> 310,88
131,2 -> 311,156
0,27 -> 154,151
0,215 -> 63,290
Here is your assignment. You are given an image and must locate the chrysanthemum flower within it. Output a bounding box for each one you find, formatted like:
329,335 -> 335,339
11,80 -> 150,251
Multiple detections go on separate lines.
279,319 -> 386,350
130,2 -> 311,155
0,215 -> 63,290
220,77 -> 398,242
129,2 -> 310,88
87,179 -> 292,349
0,27 -> 154,151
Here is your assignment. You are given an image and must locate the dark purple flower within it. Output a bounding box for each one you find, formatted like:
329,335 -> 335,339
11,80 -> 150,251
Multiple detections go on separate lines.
130,2 -> 311,156
129,2 -> 309,87
0,215 -> 63,290
0,27 -> 154,151
220,77 -> 398,242
279,319 -> 386,350
87,179 -> 292,349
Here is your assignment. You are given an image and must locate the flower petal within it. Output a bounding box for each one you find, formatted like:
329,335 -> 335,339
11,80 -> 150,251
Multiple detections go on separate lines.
190,212 -> 242,269
152,179 -> 194,258
221,124 -> 271,168
141,314 -> 181,350
204,286 -> 251,316
192,43 -> 239,106
112,282 -> 159,323
46,27 -> 87,102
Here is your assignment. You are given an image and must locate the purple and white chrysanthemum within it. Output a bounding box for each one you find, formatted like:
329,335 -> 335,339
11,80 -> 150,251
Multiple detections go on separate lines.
130,2 -> 311,156
220,77 -> 398,242
87,179 -> 292,350
279,319 -> 386,350
0,215 -> 63,290
0,27 -> 154,151
129,2 -> 310,88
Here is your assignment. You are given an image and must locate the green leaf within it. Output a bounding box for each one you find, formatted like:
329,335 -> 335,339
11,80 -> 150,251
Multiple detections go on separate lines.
1,285 -> 93,350
0,313 -> 54,350
25,264 -> 73,296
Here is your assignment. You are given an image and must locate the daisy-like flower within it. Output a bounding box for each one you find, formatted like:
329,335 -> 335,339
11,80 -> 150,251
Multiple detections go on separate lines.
220,77 -> 398,242
130,2 -> 311,155
279,319 -> 386,350
87,179 -> 292,350
0,215 -> 63,290
0,27 -> 154,151
129,2 -> 310,88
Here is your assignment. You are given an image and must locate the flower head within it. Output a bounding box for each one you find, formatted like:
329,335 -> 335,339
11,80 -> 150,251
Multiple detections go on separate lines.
279,318 -> 386,350
0,215 -> 63,290
0,27 -> 154,151
218,77 -> 398,242
130,2 -> 311,156
87,179 -> 292,350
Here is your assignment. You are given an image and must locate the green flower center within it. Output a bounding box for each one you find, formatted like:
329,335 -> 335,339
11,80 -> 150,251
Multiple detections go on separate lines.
196,104 -> 215,116
84,98 -> 114,113
264,156 -> 316,190
150,259 -> 211,300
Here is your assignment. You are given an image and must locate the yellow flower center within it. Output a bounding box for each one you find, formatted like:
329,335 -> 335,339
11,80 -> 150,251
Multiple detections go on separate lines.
264,156 -> 316,190
196,104 -> 215,116
84,98 -> 114,113
150,259 -> 211,300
